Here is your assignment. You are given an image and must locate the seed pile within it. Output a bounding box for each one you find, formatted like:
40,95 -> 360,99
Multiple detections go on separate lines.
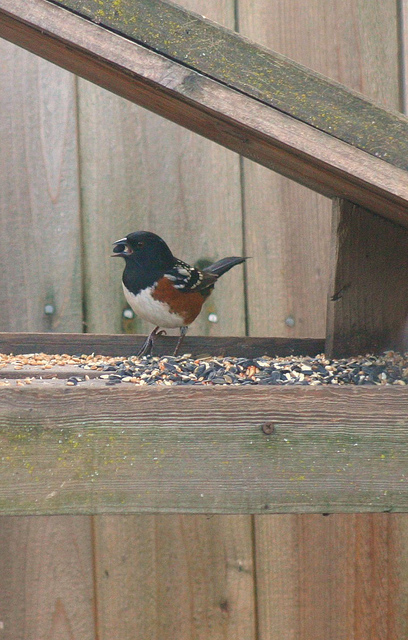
1,351 -> 408,386
91,351 -> 408,386
0,352 -> 120,370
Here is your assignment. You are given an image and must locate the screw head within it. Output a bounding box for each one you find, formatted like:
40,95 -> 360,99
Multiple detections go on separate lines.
123,308 -> 135,319
208,313 -> 218,323
44,304 -> 55,315
261,422 -> 275,435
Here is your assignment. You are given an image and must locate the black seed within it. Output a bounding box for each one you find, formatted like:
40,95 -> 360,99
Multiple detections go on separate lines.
164,363 -> 177,372
313,364 -> 327,375
194,364 -> 207,377
239,359 -> 255,369
204,369 -> 217,380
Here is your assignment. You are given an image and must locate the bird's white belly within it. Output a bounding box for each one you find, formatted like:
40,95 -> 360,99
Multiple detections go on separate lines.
123,283 -> 185,328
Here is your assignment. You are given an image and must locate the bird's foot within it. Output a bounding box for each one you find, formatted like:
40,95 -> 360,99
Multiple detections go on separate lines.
173,326 -> 188,356
136,327 -> 167,357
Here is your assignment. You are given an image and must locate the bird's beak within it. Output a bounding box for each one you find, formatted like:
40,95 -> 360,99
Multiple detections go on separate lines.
111,238 -> 132,257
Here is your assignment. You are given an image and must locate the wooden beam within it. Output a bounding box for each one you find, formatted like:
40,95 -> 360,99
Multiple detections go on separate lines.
1,384 -> 408,515
0,332 -> 324,358
326,200 -> 408,357
0,0 -> 408,224
45,0 -> 408,172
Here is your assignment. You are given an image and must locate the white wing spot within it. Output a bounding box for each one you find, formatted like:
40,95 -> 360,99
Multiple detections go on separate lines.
176,267 -> 190,277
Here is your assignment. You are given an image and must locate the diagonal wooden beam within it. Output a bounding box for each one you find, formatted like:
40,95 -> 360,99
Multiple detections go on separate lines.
51,0 -> 408,173
0,0 -> 408,225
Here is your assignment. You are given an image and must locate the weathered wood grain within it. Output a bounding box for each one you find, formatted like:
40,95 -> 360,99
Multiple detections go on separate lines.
47,0 -> 408,171
77,0 -> 244,338
1,0 -> 408,224
77,2 -> 252,637
241,0 -> 400,340
0,40 -> 83,332
0,40 -> 91,640
79,106 -> 245,336
326,199 -> 408,357
0,3 -> 406,636
244,5 -> 406,639
94,514 -> 256,639
0,516 -> 96,639
0,331 -> 325,357
78,1 -> 250,636
254,513 -> 408,640
401,0 -> 408,115
1,384 -> 408,515
255,514 -> 357,639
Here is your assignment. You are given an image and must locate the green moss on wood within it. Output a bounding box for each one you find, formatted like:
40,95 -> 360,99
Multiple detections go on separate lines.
50,0 -> 408,169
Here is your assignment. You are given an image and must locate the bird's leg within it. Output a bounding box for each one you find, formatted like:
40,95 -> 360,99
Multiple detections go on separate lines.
173,326 -> 188,356
137,326 -> 167,357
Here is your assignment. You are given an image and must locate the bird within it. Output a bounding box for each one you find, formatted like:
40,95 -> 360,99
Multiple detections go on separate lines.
112,231 -> 246,357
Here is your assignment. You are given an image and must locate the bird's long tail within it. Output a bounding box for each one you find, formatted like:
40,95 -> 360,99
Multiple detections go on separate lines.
204,256 -> 246,278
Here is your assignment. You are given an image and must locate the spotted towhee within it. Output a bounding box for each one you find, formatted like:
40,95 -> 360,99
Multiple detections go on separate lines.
112,231 -> 246,356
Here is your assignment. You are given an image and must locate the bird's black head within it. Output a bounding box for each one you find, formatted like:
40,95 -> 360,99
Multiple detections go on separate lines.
112,231 -> 175,272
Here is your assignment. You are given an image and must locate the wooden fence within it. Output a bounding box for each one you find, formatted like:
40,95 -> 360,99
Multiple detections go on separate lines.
0,1 -> 408,638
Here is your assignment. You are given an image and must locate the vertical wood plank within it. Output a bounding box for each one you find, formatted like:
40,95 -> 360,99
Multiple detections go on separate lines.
78,0 -> 244,338
0,42 -> 83,332
78,2 -> 255,638
94,515 -> 255,640
326,199 -> 408,357
239,0 -> 400,339
78,87 -> 244,336
255,514 -> 408,640
0,516 -> 95,640
0,43 -> 94,640
396,11 -> 408,633
402,0 -> 408,114
238,1 -> 405,638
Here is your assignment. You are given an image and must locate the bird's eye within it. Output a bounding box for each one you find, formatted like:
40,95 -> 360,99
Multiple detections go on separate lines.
136,241 -> 144,248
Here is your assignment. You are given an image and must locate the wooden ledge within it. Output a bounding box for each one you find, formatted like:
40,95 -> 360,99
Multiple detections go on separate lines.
0,383 -> 408,515
0,332 -> 325,358
1,0 -> 408,223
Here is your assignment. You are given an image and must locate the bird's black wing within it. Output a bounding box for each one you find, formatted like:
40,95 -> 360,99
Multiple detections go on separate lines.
164,256 -> 245,295
164,260 -> 217,293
